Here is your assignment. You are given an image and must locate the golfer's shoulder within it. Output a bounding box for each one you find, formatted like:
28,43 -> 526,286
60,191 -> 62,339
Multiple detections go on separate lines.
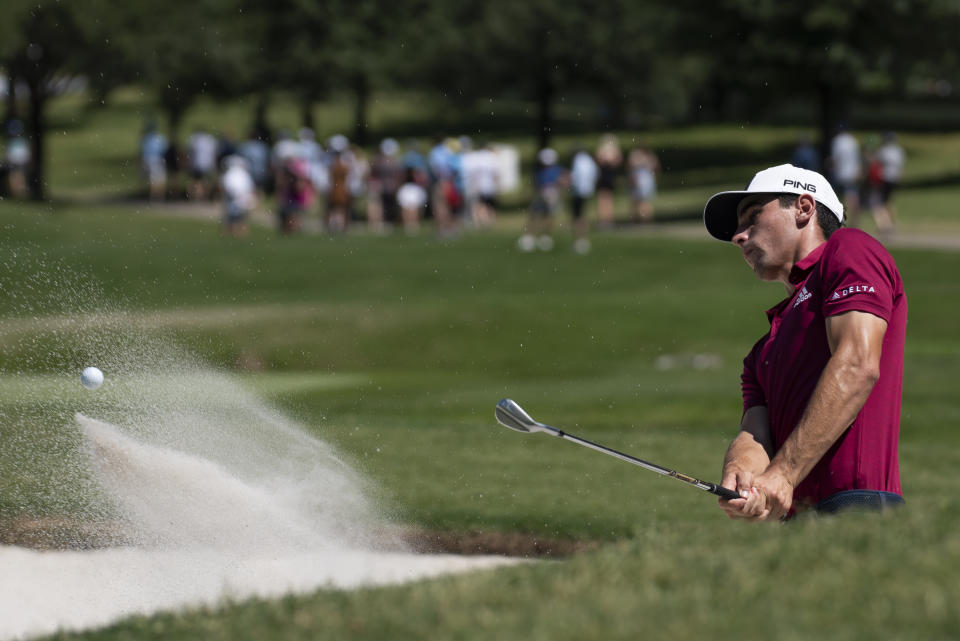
824,228 -> 895,263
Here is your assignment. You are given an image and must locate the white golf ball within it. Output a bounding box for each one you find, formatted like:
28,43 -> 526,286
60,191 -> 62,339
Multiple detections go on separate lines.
81,366 -> 104,390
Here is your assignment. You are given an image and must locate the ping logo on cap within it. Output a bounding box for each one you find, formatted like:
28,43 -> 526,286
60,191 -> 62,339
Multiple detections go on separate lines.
784,179 -> 817,192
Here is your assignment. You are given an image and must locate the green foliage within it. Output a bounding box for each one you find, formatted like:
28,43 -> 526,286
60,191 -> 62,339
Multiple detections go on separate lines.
681,0 -> 960,135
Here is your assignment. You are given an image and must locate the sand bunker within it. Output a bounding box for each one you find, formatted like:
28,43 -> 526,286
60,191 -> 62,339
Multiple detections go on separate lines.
0,545 -> 514,640
0,407 -> 517,640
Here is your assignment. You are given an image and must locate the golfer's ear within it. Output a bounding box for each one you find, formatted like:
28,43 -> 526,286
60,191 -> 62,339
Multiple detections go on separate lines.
795,193 -> 817,227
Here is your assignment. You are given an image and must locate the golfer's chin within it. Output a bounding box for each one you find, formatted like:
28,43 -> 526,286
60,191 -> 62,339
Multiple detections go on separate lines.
746,255 -> 776,281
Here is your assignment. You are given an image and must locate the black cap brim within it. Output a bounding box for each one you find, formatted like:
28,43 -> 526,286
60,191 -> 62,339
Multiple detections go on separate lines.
703,191 -> 750,241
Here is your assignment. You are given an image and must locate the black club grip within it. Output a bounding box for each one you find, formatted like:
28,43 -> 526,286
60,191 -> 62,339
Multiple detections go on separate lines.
711,484 -> 742,501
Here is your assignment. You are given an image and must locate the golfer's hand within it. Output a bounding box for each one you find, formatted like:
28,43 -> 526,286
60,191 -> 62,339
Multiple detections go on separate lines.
750,469 -> 794,521
717,469 -> 754,520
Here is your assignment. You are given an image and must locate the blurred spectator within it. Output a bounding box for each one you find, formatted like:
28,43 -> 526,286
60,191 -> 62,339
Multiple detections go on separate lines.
4,119 -> 30,198
299,127 -> 329,205
627,144 -> 659,223
140,122 -> 168,202
569,147 -> 598,254
272,131 -> 299,165
829,125 -> 862,227
326,135 -> 353,233
874,131 -> 906,235
220,155 -> 256,237
465,141 -> 499,228
428,135 -> 454,231
791,134 -> 820,171
595,134 -> 622,227
397,168 -> 428,234
239,131 -> 271,193
402,140 -> 430,186
862,134 -> 883,215
370,138 -> 403,228
276,157 -> 313,235
298,128 -> 322,166
345,140 -> 369,224
444,137 -> 466,224
187,127 -> 219,200
271,131 -> 300,190
433,137 -> 467,236
164,138 -> 182,199
518,148 -> 564,252
216,130 -> 239,167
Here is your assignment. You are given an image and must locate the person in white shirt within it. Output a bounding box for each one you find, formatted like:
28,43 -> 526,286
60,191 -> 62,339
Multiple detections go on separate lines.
628,145 -> 659,223
466,142 -> 500,228
874,131 -> 905,234
569,148 -> 598,254
830,127 -> 861,226
396,169 -> 428,234
188,128 -> 219,200
220,155 -> 257,237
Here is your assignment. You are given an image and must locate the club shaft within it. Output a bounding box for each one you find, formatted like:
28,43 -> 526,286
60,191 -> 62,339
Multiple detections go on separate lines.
538,422 -> 738,500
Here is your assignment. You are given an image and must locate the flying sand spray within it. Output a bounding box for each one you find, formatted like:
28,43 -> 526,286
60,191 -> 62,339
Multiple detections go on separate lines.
1,329 -> 516,640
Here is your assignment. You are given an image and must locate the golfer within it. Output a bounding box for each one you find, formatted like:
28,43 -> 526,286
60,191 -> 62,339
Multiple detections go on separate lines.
703,164 -> 907,520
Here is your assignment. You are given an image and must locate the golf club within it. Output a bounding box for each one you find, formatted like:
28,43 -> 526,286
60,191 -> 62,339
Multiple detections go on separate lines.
495,398 -> 740,501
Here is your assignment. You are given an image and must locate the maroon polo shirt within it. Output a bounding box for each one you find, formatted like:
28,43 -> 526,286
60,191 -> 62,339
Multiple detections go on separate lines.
741,228 -> 907,507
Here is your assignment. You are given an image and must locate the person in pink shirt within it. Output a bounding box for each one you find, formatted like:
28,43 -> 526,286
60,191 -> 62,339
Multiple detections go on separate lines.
703,164 -> 907,521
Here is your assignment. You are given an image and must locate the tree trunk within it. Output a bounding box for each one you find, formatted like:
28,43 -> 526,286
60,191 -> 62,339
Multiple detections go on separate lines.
3,69 -> 17,128
166,105 -> 184,146
534,68 -> 555,151
603,87 -> 627,129
300,96 -> 314,130
817,80 -> 849,163
353,74 -> 369,147
26,80 -> 46,201
252,92 -> 271,141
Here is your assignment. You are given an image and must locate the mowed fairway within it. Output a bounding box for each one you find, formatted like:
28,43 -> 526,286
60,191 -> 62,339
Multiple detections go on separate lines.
2,191 -> 960,640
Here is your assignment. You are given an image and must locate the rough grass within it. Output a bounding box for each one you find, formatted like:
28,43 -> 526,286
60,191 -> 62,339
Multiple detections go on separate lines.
3,203 -> 960,640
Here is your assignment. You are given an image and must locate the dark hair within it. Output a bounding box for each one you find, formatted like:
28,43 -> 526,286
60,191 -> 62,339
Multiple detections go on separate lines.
778,194 -> 842,238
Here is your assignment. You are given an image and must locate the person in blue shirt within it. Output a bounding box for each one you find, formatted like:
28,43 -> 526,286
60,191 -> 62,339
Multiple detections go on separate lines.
518,148 -> 566,252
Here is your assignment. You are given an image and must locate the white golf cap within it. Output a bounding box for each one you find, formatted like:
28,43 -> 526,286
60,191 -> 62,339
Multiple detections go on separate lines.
703,164 -> 844,241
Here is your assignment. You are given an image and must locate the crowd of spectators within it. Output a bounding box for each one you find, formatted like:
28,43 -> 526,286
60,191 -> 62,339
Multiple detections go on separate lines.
793,126 -> 906,237
518,135 -> 660,254
137,121 -> 671,251
3,113 -> 905,251
139,122 -> 523,239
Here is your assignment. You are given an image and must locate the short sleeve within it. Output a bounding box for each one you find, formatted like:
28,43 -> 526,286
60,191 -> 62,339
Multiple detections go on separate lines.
820,230 -> 899,323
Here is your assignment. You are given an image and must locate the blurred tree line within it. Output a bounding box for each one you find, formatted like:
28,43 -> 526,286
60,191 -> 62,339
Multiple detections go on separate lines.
1,0 -> 958,200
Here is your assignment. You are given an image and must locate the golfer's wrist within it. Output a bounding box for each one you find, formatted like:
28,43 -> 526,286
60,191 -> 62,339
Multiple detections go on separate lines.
765,460 -> 799,487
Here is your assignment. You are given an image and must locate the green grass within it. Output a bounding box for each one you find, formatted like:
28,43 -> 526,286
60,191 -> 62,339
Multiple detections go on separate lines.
3,201 -> 960,639
38,511 -> 960,641
3,91 -> 960,640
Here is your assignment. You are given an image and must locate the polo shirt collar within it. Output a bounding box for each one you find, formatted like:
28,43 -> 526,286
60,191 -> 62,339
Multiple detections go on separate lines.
764,242 -> 827,323
789,242 -> 827,285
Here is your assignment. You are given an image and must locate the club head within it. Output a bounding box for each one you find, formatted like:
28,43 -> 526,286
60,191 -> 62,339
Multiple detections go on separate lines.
495,398 -> 542,433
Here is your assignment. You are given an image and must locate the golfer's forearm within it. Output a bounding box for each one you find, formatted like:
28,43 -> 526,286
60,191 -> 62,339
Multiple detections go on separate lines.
723,406 -> 773,478
769,353 -> 879,486
723,431 -> 770,478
